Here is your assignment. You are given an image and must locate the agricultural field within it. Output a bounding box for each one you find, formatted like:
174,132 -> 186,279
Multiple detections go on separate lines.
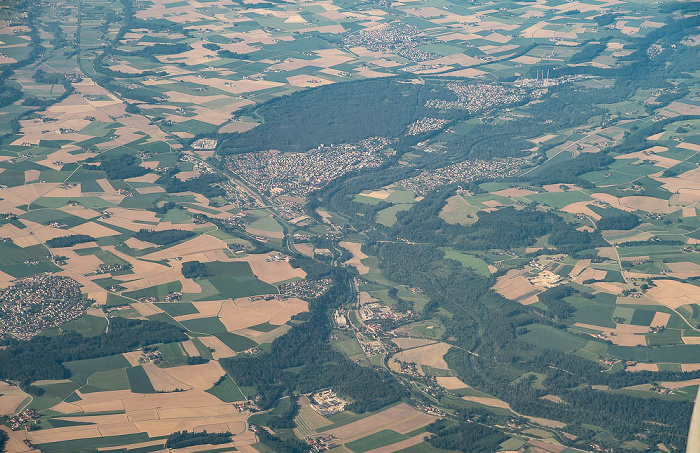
0,0 -> 699,450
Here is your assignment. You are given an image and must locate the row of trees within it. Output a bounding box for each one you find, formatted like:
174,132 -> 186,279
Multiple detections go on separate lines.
165,430 -> 231,449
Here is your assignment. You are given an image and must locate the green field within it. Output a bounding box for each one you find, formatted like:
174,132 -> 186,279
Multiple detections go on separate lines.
123,281 -> 183,302
346,429 -> 409,452
214,332 -> 258,352
206,375 -> 245,402
154,302 -> 199,317
518,324 -> 588,352
60,315 -> 108,336
30,381 -> 80,411
65,355 -> 131,385
181,317 -> 229,334
126,366 -> 156,393
34,433 -> 152,453
442,249 -> 491,276
199,261 -> 277,300
82,368 -> 130,393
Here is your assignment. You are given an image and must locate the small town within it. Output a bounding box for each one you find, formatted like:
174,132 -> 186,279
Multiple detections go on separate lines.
225,140 -> 388,205
278,278 -> 333,300
396,158 -> 525,196
425,82 -> 527,113
342,23 -> 438,62
0,274 -> 88,339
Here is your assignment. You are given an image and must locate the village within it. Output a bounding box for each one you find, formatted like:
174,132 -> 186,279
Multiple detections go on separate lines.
342,22 -> 438,62
0,274 -> 88,340
396,157 -> 525,196
426,82 -> 528,113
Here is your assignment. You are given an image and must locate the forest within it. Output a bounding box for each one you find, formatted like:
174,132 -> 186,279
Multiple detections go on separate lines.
374,241 -> 694,449
221,267 -> 407,412
46,234 -> 95,248
216,77 -> 465,155
156,169 -> 225,198
134,229 -> 195,245
389,192 -> 599,253
426,418 -> 507,453
165,430 -> 232,449
218,78 -> 423,154
83,154 -> 149,180
596,210 -> 641,230
0,318 -> 186,382
181,260 -> 209,278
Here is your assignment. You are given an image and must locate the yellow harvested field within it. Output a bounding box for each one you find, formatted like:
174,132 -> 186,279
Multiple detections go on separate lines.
683,207 -> 697,217
493,188 -> 536,197
542,183 -> 582,193
494,270 -> 539,303
181,339 -> 199,357
143,362 -> 187,392
568,259 -> 591,278
647,280 -> 700,309
436,377 -> 469,390
135,186 -> 165,194
136,418 -> 245,438
221,296 -> 308,328
329,403 -> 436,442
661,378 -> 700,389
616,324 -> 650,334
246,226 -> 284,239
609,333 -> 646,347
590,193 -> 634,212
626,363 -> 658,372
295,242 -> 314,258
1,425 -> 38,453
620,196 -> 669,213
392,338 -> 437,350
592,281 -> 625,295
682,337 -> 700,345
439,195 -> 478,225
363,190 -> 391,199
572,267 -> 607,284
667,262 -> 700,279
162,361 -> 226,390
561,201 -> 602,220
650,312 -> 671,327
573,323 -> 614,336
365,436 -> 426,453
682,364 -> 700,372
142,234 -> 229,262
0,382 -> 28,416
340,241 -> 369,275
124,237 -> 156,250
462,396 -> 511,409
127,409 -> 159,422
392,342 -> 452,369
131,302 -> 164,317
123,351 -> 143,367
198,335 -> 236,359
235,253 -> 306,284
28,426 -> 102,443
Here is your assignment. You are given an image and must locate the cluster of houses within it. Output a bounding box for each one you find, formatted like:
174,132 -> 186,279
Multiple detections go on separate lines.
397,158 -> 525,196
0,274 -> 87,340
